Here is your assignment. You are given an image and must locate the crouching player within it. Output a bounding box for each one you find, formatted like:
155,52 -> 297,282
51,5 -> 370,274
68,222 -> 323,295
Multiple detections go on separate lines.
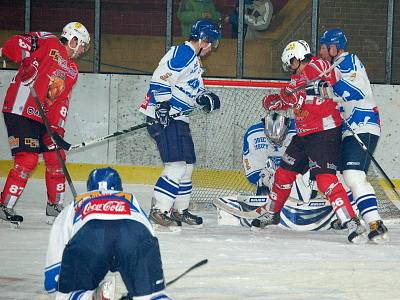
44,167 -> 171,300
215,112 -> 336,230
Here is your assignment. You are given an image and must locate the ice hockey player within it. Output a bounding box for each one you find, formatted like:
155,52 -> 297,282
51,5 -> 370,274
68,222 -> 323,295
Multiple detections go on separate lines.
243,111 -> 318,200
0,22 -> 90,225
139,19 -> 221,228
256,40 -> 366,243
44,167 -> 171,300
215,111 -> 337,230
319,28 -> 388,242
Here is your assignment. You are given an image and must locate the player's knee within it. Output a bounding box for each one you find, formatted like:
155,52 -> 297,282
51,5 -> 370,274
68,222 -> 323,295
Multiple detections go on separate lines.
182,163 -> 193,180
162,161 -> 187,182
343,170 -> 367,189
13,152 -> 39,178
274,167 -> 297,187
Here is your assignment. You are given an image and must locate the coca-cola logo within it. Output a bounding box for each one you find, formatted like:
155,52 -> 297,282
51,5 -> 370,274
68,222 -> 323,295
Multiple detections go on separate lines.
80,199 -> 130,219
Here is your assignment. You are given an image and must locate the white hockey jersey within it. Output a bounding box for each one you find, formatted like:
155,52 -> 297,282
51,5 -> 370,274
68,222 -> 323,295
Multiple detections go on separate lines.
333,52 -> 381,137
44,190 -> 153,293
139,41 -> 205,123
242,120 -> 296,184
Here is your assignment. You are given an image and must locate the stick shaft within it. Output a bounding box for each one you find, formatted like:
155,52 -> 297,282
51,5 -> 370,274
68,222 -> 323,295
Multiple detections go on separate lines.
29,86 -> 77,198
166,259 -> 208,286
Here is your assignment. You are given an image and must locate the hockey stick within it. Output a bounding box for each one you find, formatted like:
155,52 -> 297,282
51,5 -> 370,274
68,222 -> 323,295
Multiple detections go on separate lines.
29,86 -> 78,198
342,120 -> 400,199
284,56 -> 345,96
166,258 -> 208,286
55,108 -> 201,151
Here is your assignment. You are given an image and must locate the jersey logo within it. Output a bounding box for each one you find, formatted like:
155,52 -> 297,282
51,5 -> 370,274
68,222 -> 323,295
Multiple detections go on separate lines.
8,136 -> 20,149
79,198 -> 131,219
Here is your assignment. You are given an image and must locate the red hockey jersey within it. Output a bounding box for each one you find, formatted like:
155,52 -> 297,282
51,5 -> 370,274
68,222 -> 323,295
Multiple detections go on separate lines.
275,57 -> 342,136
1,32 -> 78,127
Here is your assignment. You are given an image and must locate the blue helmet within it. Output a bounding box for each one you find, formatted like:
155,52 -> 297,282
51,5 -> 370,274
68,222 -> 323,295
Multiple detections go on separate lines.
87,167 -> 122,191
320,28 -> 347,50
189,19 -> 221,48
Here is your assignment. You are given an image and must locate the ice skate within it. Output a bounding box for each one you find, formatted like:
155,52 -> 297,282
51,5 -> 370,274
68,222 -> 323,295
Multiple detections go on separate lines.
170,208 -> 203,227
149,208 -> 181,233
46,202 -> 63,225
251,212 -> 280,230
368,220 -> 388,243
0,203 -> 23,227
345,217 -> 367,243
330,218 -> 345,230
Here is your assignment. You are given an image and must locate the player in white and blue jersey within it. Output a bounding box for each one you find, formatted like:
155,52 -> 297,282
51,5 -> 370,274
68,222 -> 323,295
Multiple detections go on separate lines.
139,19 -> 221,228
44,168 -> 170,300
320,28 -> 388,242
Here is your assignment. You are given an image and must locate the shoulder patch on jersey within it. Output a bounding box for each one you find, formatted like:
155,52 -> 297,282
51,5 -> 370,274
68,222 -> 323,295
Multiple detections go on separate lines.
168,44 -> 196,71
337,53 -> 356,73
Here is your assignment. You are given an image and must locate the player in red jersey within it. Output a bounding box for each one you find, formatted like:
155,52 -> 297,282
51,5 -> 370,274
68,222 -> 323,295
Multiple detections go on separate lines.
253,40 -> 366,243
0,22 -> 90,225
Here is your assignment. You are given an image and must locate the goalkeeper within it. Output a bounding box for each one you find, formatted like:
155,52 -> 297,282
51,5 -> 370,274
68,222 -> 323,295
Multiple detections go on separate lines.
243,111 -> 317,201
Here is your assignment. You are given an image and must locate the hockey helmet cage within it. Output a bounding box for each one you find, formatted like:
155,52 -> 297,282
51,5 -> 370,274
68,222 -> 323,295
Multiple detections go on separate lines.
61,22 -> 90,55
263,111 -> 291,147
281,40 -> 311,72
87,167 -> 122,191
190,19 -> 221,48
320,28 -> 347,50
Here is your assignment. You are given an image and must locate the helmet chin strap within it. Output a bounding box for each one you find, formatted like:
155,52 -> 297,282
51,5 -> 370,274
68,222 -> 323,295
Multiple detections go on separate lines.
197,40 -> 212,57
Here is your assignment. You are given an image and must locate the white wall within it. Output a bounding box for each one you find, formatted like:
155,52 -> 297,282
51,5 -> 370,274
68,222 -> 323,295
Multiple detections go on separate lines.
0,70 -> 399,179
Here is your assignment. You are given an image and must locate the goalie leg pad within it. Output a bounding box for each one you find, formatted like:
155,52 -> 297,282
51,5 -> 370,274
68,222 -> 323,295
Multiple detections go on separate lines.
154,162 -> 186,212
43,151 -> 66,205
1,152 -> 38,208
315,173 -> 356,224
269,167 -> 297,213
343,169 -> 380,224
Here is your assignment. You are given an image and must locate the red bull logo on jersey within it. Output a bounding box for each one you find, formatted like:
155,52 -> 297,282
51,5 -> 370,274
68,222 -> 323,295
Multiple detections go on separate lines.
81,199 -> 131,219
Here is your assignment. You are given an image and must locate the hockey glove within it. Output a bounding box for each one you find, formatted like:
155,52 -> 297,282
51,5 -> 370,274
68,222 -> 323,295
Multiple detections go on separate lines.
19,58 -> 38,86
42,126 -> 65,150
196,92 -> 220,113
155,101 -> 171,127
305,80 -> 335,98
262,94 -> 281,110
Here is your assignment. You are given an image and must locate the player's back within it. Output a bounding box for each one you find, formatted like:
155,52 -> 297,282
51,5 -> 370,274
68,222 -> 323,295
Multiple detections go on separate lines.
72,190 -> 153,236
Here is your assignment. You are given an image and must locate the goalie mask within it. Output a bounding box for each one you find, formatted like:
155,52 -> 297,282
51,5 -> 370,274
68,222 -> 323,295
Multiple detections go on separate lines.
263,112 -> 291,147
87,167 -> 122,191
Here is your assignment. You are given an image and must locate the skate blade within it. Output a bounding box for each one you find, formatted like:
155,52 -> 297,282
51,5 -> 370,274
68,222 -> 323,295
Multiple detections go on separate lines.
369,233 -> 390,244
349,234 -> 368,244
1,219 -> 22,229
153,224 -> 182,233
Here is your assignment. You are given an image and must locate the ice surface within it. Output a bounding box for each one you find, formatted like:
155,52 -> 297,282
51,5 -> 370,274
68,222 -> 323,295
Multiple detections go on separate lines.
0,178 -> 399,300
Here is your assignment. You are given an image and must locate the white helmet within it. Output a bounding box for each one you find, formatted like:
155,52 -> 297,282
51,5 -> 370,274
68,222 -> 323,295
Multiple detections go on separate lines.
61,22 -> 90,58
281,40 -> 311,72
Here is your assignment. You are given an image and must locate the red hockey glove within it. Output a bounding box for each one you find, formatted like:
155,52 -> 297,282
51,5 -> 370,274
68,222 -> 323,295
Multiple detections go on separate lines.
262,94 -> 282,110
19,58 -> 38,86
42,127 -> 65,150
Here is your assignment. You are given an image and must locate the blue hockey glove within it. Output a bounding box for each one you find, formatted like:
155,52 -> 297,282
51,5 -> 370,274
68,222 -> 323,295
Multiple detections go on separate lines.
155,101 -> 171,127
196,92 -> 220,113
305,80 -> 330,96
